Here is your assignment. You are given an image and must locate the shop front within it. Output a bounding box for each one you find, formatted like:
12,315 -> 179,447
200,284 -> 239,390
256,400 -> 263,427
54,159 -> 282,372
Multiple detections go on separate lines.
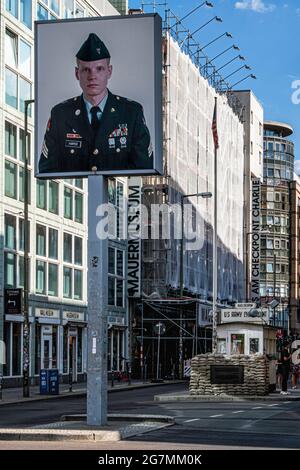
62,311 -> 87,383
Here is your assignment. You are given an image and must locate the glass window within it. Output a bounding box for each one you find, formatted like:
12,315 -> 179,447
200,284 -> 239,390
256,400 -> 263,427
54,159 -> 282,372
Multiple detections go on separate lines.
12,322 -> 22,375
74,237 -> 82,265
249,338 -> 259,354
108,247 -> 115,274
48,263 -> 58,296
64,187 -> 73,219
230,334 -> 244,354
63,267 -> 72,298
5,30 -> 18,69
18,255 -> 24,287
74,178 -> 83,189
6,0 -> 18,18
268,142 -> 274,152
19,39 -> 31,78
5,214 -> 16,249
19,167 -> 31,203
75,3 -> 84,17
64,233 -> 72,263
18,219 -> 30,252
20,0 -> 32,29
5,68 -> 17,108
48,228 -> 58,259
62,0 -> 73,18
217,338 -> 227,354
108,276 -> 115,305
116,279 -> 123,307
74,269 -> 82,300
5,160 -> 17,199
36,260 -> 46,294
117,250 -> 123,276
75,192 -> 83,223
19,128 -> 31,164
37,3 -> 48,20
36,179 -> 47,209
108,178 -> 116,204
5,252 -> 16,287
36,224 -> 46,257
267,263 -> 273,273
5,121 -> 17,158
50,0 -> 59,14
19,77 -> 31,113
49,181 -> 59,214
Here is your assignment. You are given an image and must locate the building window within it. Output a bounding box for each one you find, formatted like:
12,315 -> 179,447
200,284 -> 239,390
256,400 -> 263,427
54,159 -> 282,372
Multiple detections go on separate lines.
64,187 -> 73,219
75,192 -> 83,223
36,180 -> 47,209
36,224 -> 46,257
48,263 -> 58,296
36,260 -> 46,294
74,237 -> 83,265
49,181 -> 59,214
74,269 -> 82,299
63,266 -> 72,298
62,0 -> 73,18
63,233 -> 72,263
108,246 -> 125,307
108,179 -> 125,239
5,29 -> 32,112
5,121 -> 17,157
5,161 -> 17,199
48,228 -> 58,259
20,0 -> 32,29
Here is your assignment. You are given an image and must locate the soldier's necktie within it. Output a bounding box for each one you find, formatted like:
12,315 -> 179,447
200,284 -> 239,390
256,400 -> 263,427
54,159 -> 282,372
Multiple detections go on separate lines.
90,106 -> 101,134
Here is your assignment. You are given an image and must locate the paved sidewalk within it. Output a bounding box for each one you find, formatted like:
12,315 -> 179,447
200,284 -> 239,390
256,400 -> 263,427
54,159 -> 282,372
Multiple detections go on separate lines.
0,379 -> 185,406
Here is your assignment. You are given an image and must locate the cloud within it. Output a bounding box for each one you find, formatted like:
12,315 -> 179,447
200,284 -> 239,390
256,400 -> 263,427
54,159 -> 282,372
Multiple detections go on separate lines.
235,0 -> 276,13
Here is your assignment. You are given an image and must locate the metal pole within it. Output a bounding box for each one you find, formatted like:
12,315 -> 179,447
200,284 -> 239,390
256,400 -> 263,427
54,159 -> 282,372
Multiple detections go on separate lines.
87,175 -> 108,425
179,196 -> 184,379
156,323 -> 161,380
212,96 -> 218,354
141,301 -> 144,382
23,99 -> 34,398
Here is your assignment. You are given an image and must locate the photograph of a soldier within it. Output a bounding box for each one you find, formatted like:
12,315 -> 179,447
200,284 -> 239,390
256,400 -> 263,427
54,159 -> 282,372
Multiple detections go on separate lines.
38,33 -> 153,174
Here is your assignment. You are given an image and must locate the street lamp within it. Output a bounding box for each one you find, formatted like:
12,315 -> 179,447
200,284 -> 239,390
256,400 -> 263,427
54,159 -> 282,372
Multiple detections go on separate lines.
230,74 -> 256,89
179,191 -> 212,377
23,98 -> 34,398
206,54 -> 245,80
180,16 -> 222,48
201,32 -> 232,50
172,1 -> 213,29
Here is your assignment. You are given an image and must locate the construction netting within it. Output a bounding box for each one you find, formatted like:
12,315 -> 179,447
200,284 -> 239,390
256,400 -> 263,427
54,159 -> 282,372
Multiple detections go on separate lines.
163,35 -> 245,302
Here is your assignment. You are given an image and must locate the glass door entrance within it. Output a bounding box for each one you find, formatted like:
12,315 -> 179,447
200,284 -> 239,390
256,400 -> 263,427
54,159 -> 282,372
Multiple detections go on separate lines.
41,326 -> 53,369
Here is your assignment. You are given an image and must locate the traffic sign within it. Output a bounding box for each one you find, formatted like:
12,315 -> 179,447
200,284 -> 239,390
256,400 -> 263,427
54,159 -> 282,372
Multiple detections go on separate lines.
4,288 -> 22,315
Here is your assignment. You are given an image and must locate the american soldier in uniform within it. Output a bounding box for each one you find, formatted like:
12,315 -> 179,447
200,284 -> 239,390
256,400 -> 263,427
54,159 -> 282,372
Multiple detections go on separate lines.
39,33 -> 153,173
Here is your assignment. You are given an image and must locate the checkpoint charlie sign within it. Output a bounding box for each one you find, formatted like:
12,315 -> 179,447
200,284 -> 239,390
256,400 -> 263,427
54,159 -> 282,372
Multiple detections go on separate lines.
221,308 -> 269,324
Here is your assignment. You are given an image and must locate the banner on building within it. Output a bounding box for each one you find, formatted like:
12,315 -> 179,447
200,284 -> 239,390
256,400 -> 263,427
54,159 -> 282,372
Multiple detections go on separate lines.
251,178 -> 261,303
127,177 -> 142,297
35,14 -> 163,178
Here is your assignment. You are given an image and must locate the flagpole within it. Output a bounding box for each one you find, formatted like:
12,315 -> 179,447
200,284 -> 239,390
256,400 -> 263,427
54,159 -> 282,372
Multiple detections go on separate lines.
212,96 -> 218,354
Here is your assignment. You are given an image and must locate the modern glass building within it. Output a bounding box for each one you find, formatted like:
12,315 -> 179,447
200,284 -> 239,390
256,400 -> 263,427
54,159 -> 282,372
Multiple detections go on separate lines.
260,121 -> 294,331
0,0 -> 128,386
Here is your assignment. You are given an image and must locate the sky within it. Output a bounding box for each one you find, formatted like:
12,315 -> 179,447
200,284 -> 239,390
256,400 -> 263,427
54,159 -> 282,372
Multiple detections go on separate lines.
129,0 -> 300,171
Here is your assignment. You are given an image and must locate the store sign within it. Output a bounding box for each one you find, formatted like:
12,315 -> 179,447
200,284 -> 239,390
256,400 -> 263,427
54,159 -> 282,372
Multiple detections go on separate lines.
4,288 -> 22,315
63,311 -> 85,322
127,177 -> 141,298
251,178 -> 261,303
35,308 -> 59,319
221,308 -> 269,324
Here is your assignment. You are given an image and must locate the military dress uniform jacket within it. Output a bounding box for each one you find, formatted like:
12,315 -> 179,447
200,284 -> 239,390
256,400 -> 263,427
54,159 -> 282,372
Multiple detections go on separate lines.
39,90 -> 153,173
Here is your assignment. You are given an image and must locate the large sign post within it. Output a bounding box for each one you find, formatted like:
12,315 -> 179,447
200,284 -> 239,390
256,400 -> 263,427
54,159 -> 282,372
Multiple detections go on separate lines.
35,14 -> 162,426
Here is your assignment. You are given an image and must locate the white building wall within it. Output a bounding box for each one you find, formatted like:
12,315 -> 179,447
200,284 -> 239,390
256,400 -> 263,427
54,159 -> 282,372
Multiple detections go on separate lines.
166,37 -> 245,301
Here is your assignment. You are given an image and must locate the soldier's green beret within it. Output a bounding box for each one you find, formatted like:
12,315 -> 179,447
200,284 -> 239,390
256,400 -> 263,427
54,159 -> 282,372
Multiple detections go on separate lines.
76,33 -> 110,61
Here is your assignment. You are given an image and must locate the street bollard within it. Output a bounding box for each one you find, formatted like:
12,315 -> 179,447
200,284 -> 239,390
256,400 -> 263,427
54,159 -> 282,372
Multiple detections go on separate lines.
69,369 -> 73,392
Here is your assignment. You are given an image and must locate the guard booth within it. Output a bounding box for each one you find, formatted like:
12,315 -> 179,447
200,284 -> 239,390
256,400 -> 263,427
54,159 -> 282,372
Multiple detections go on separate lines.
218,305 -> 277,390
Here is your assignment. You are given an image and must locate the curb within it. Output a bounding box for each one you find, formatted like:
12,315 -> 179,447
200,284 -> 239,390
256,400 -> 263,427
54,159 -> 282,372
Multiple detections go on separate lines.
0,414 -> 175,442
154,393 -> 300,402
0,381 -> 185,407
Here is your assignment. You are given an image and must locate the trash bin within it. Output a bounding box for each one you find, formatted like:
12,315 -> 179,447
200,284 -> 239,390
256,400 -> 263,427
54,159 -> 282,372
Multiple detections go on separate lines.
48,369 -> 59,395
40,369 -> 60,395
40,369 -> 49,395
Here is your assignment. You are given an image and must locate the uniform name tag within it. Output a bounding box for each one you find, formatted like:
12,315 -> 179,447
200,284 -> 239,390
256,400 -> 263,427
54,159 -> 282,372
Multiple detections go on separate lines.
66,133 -> 82,139
65,140 -> 82,148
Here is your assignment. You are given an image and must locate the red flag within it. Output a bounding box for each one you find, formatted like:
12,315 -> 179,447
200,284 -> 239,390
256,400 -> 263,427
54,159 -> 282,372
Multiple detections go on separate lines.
212,101 -> 219,149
